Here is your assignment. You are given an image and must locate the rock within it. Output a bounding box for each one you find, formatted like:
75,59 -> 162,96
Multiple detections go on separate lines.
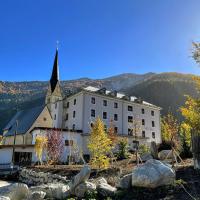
74,181 -> 96,198
30,183 -> 70,200
97,183 -> 117,197
150,141 -> 158,159
0,197 -> 10,200
132,159 -> 175,188
158,150 -> 173,160
141,153 -> 153,162
118,174 -> 132,189
28,191 -> 46,200
93,177 -> 107,186
69,165 -> 91,192
0,183 -> 29,200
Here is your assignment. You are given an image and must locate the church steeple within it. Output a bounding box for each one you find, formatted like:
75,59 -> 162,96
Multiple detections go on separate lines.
50,49 -> 59,93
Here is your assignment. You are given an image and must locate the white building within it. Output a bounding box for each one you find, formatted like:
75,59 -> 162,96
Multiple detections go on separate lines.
0,49 -> 162,164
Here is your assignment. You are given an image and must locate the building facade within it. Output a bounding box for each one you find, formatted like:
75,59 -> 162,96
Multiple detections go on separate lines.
0,49 -> 162,164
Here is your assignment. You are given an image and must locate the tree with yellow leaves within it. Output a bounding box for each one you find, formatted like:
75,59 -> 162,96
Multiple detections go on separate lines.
0,136 -> 3,145
88,117 -> 112,169
161,112 -> 181,166
181,95 -> 200,169
35,135 -> 48,165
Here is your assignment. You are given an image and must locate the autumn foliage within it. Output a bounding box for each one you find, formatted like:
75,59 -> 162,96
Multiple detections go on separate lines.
34,135 -> 48,164
88,117 -> 112,169
46,129 -> 64,164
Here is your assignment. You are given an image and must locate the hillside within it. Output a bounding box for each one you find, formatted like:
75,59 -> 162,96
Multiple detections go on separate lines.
0,72 -> 198,133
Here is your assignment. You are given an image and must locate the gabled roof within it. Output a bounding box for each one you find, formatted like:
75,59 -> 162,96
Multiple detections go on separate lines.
50,49 -> 59,93
3,106 -> 45,137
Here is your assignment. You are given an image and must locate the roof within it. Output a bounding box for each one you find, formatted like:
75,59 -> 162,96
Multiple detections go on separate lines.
50,49 -> 59,92
83,86 -> 161,109
3,106 -> 45,137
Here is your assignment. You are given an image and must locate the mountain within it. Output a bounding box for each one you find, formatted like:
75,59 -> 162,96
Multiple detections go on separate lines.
0,72 -> 198,134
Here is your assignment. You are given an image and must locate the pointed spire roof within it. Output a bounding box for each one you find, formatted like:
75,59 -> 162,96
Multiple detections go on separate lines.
50,49 -> 59,92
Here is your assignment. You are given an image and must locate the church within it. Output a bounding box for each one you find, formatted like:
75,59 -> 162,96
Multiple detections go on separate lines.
0,49 -> 162,165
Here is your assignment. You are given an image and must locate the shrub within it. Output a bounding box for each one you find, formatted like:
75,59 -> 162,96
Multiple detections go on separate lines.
116,138 -> 129,160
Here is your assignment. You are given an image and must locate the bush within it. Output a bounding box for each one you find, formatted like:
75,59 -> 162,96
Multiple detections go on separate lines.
138,144 -> 150,155
116,138 -> 129,160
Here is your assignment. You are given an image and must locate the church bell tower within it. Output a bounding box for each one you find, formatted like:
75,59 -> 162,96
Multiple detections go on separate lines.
45,49 -> 63,128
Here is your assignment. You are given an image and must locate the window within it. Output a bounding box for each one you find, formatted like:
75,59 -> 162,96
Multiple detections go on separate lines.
152,121 -> 155,127
65,140 -> 73,146
151,110 -> 155,116
128,116 -> 133,122
90,123 -> 93,127
128,106 -> 133,111
91,97 -> 95,104
67,102 -> 69,108
142,119 -> 145,125
114,114 -> 118,121
72,124 -> 75,130
114,102 -> 118,108
114,127 -> 118,133
54,114 -> 56,120
142,108 -> 145,114
142,131 -> 145,138
103,100 -> 107,106
74,99 -> 76,105
103,112 -> 107,119
73,111 -> 76,118
66,113 -> 68,121
152,132 -> 155,139
128,128 -> 133,135
43,117 -> 47,121
55,103 -> 57,109
91,109 -> 95,117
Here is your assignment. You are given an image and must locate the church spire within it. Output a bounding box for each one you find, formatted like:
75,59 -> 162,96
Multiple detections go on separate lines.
50,48 -> 59,93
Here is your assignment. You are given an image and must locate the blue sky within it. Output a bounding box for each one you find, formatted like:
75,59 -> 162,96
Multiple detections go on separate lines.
0,0 -> 200,81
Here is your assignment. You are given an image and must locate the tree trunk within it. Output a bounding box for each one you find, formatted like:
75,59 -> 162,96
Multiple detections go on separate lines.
191,133 -> 200,170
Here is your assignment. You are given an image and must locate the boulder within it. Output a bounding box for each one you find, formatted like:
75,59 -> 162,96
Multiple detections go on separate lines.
118,173 -> 132,189
74,181 -> 96,198
97,183 -> 117,197
0,197 -> 10,200
68,165 -> 91,191
141,153 -> 153,162
0,183 -> 29,200
28,191 -> 46,200
92,177 -> 107,186
30,183 -> 70,200
158,150 -> 173,160
132,159 -> 175,188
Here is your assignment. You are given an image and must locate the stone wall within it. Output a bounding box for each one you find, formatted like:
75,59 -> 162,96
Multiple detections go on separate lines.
19,168 -> 69,186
